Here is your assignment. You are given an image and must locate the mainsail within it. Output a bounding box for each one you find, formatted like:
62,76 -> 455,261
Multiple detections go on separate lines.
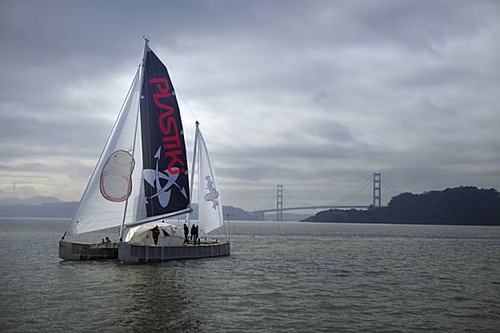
140,44 -> 190,218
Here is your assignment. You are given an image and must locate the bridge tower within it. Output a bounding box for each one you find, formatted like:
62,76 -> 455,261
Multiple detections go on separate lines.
373,172 -> 381,207
276,184 -> 283,221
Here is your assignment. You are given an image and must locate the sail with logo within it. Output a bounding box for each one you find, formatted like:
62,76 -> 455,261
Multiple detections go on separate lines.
59,39 -> 230,263
140,45 -> 190,220
189,123 -> 224,237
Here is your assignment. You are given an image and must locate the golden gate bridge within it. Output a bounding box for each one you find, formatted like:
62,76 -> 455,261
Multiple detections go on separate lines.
250,173 -> 401,220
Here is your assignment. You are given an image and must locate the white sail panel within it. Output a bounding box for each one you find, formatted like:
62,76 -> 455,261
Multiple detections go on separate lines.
66,68 -> 145,235
196,128 -> 223,236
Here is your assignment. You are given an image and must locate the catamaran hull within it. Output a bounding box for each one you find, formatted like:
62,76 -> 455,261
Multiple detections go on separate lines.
117,241 -> 230,264
59,240 -> 230,263
59,240 -> 118,261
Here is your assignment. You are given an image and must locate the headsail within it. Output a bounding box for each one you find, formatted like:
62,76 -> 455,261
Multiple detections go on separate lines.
140,43 -> 190,219
195,125 -> 224,236
64,67 -> 144,236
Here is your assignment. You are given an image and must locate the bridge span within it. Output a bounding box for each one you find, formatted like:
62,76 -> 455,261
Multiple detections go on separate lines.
253,173 -> 384,221
250,205 -> 370,220
252,205 -> 369,214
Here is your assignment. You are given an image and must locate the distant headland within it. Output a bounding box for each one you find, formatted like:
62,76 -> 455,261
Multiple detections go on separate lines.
302,186 -> 500,226
0,196 -> 257,221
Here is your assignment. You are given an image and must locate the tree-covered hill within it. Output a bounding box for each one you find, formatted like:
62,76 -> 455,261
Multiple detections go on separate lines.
303,186 -> 500,225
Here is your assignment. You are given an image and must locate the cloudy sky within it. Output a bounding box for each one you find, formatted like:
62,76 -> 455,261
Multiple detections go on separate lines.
1,0 -> 499,211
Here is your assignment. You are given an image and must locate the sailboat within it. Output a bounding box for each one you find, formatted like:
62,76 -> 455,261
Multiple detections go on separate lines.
59,39 -> 230,263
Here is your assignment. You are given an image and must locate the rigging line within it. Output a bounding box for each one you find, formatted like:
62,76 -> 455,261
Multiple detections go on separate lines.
178,92 -> 198,121
147,39 -> 198,121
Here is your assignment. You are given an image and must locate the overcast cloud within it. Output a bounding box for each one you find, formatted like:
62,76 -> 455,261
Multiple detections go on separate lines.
1,0 -> 499,210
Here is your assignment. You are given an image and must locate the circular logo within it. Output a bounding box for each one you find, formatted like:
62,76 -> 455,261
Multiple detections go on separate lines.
99,150 -> 135,202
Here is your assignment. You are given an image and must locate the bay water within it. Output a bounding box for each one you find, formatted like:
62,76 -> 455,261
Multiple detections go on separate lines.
1,218 -> 499,332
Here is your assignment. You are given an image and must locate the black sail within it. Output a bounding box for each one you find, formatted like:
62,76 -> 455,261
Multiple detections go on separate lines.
140,45 -> 190,217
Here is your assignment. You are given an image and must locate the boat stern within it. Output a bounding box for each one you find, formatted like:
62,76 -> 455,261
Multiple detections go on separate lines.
59,240 -> 118,261
59,240 -> 82,260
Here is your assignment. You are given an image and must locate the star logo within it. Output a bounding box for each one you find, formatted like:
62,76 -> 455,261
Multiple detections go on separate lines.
143,147 -> 187,207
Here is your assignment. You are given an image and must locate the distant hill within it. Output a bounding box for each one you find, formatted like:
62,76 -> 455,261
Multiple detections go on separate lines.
0,197 -> 259,221
303,186 -> 500,226
187,204 -> 258,221
0,202 -> 79,218
0,196 -> 74,218
0,196 -> 63,206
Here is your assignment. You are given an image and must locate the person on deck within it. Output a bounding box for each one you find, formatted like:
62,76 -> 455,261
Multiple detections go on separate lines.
151,226 -> 160,245
193,225 -> 199,244
190,224 -> 196,242
183,223 -> 189,243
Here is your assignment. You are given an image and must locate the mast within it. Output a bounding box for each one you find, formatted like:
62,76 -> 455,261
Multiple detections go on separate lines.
119,40 -> 148,240
186,121 -> 200,225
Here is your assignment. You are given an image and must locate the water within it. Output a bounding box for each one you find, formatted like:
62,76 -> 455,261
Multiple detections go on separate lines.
1,218 -> 499,332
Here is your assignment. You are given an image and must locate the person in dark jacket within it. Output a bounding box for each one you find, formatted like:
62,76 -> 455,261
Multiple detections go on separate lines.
183,223 -> 189,243
190,224 -> 196,242
151,226 -> 160,245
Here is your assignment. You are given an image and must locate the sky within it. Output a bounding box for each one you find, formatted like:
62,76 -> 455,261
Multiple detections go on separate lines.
1,0 -> 499,211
